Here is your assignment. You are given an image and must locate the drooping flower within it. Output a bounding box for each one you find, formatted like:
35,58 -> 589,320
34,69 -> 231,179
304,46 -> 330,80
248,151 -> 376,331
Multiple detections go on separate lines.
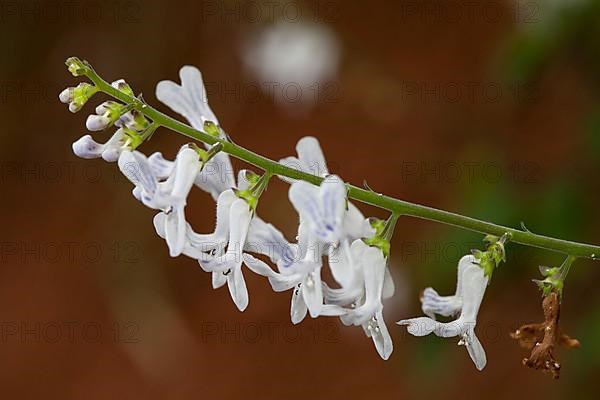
156,66 -> 235,195
153,171 -> 265,312
323,239 -> 395,359
118,145 -> 201,257
72,129 -> 130,162
397,255 -> 488,370
245,174 -> 356,321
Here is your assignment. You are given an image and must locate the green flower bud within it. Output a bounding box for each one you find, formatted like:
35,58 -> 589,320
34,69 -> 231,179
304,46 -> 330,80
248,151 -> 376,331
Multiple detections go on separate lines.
203,120 -> 221,137
65,57 -> 88,77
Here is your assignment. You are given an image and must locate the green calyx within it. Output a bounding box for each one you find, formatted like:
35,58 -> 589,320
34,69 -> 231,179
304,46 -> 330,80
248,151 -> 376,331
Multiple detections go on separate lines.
113,80 -> 134,97
534,256 -> 576,297
363,214 -> 399,258
65,57 -> 90,77
472,233 -> 510,279
104,102 -> 134,127
190,142 -> 224,165
235,172 -> 271,212
203,120 -> 222,138
126,110 -> 150,131
123,123 -> 159,150
71,83 -> 99,112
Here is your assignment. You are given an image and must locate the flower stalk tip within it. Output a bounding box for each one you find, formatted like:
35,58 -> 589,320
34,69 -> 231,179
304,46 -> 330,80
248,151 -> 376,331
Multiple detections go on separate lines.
65,57 -> 90,77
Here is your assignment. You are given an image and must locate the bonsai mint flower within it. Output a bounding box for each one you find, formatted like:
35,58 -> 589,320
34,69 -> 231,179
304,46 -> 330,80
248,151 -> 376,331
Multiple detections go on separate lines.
322,239 -> 395,360
59,58 -> 600,372
398,255 -> 488,370
119,145 -> 201,257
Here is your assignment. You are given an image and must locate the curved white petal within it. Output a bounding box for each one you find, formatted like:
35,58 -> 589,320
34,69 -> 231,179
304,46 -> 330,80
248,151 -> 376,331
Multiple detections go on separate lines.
327,240 -> 354,288
72,135 -> 104,159
155,65 -> 217,129
343,203 -> 374,241
295,136 -> 328,177
290,286 -> 308,324
355,241 -> 385,325
368,311 -> 393,360
164,206 -> 187,257
243,254 -> 299,292
101,129 -> 129,162
118,150 -> 158,199
147,152 -> 174,179
397,317 -> 439,337
187,189 -> 236,248
245,217 -> 296,267
421,287 -> 462,320
382,266 -> 395,299
195,153 -> 236,199
277,136 -> 328,183
302,269 -> 323,318
227,266 -> 249,312
464,327 -> 487,371
171,147 -> 200,201
289,175 -> 346,244
212,270 -> 227,289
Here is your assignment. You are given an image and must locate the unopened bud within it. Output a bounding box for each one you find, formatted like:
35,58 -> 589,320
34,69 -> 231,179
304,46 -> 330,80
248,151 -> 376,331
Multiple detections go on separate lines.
203,120 -> 221,137
86,114 -> 112,131
65,57 -> 88,77
111,79 -> 134,97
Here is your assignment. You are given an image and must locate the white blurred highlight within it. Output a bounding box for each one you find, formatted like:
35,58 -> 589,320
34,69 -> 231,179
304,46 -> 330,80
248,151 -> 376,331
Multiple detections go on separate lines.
241,20 -> 340,113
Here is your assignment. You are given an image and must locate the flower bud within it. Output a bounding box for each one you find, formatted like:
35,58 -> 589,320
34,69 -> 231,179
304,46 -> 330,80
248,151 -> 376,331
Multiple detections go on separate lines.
72,135 -> 104,159
115,110 -> 149,131
111,79 -> 134,97
86,114 -> 112,131
60,83 -> 99,113
65,57 -> 87,77
59,87 -> 73,103
86,101 -> 129,131
203,120 -> 221,137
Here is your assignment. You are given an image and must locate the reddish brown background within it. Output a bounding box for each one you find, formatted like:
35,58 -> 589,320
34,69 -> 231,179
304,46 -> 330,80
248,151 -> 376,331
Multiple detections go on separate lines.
1,0 -> 600,398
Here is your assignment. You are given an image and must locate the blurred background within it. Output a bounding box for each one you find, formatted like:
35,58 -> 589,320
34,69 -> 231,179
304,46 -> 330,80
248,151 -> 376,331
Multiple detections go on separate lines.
1,0 -> 600,398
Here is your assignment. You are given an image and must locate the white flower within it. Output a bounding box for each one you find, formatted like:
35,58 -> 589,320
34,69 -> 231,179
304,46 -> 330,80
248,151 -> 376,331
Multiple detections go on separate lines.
245,174 -> 355,322
278,136 -> 373,240
319,239 -> 395,360
118,146 -> 201,257
198,196 -> 253,312
59,82 -> 98,113
153,171 -> 257,311
72,128 -> 130,162
85,101 -> 127,132
397,255 -> 488,370
155,65 -> 235,197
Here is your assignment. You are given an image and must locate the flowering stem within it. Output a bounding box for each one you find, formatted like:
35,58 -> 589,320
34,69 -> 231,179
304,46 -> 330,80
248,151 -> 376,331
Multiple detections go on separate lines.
78,59 -> 600,260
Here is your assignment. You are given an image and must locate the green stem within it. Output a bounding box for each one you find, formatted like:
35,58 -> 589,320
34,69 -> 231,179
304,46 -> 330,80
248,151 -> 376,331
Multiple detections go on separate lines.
79,60 -> 600,260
